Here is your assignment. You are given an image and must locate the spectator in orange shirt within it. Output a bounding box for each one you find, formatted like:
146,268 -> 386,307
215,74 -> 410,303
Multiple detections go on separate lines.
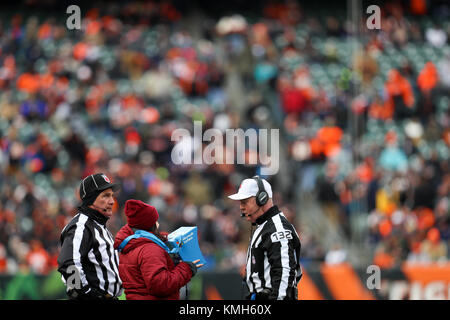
417,62 -> 439,121
409,0 -> 427,15
384,69 -> 415,120
26,239 -> 51,275
417,62 -> 439,93
420,228 -> 448,262
369,95 -> 392,120
373,244 -> 396,269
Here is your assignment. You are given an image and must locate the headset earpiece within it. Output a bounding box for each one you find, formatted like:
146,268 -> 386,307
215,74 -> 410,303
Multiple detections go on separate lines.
253,176 -> 268,207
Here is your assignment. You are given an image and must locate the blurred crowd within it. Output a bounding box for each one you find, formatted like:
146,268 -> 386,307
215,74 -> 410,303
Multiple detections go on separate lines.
0,0 -> 449,275
284,0 -> 450,268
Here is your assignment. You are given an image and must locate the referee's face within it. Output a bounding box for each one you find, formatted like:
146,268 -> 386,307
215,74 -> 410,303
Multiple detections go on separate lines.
91,188 -> 116,218
239,197 -> 260,222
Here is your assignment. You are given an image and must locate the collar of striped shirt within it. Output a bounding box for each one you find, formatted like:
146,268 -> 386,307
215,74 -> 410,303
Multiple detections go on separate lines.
255,205 -> 280,225
78,205 -> 109,225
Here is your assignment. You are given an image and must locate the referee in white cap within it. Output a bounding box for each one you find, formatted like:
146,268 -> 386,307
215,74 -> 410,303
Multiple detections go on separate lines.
228,176 -> 302,300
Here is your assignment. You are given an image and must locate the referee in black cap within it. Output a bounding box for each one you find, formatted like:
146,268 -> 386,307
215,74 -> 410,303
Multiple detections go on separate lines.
57,173 -> 123,300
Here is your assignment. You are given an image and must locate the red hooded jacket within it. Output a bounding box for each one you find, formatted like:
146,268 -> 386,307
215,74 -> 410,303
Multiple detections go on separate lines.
113,224 -> 194,300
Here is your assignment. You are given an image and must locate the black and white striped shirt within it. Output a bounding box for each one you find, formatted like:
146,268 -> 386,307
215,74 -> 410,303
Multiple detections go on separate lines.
246,206 -> 302,300
57,207 -> 123,298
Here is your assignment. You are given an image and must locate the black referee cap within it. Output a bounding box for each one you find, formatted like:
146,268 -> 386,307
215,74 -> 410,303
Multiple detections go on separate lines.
79,173 -> 120,205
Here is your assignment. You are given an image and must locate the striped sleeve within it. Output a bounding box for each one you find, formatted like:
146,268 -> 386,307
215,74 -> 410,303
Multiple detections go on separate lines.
57,214 -> 91,289
263,214 -> 299,300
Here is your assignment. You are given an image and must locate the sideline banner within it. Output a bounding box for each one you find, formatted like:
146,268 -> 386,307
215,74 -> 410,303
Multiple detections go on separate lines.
1,263 -> 450,300
297,262 -> 450,300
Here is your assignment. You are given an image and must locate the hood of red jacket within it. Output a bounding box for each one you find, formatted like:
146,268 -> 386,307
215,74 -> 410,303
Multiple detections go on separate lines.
114,224 -> 154,254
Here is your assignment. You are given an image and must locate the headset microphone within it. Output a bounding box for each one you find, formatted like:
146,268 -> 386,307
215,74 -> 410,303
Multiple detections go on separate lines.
241,207 -> 260,218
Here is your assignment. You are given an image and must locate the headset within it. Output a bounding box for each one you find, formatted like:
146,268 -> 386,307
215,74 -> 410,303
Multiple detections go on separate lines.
253,175 -> 268,207
240,176 -> 269,218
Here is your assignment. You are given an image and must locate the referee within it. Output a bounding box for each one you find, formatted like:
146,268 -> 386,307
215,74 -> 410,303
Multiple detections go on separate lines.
57,173 -> 123,300
228,176 -> 302,300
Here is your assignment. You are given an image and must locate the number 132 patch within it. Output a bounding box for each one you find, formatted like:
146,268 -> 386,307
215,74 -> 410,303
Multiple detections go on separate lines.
270,230 -> 292,242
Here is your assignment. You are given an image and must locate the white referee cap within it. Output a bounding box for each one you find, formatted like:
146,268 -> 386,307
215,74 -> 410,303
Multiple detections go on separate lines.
228,178 -> 273,200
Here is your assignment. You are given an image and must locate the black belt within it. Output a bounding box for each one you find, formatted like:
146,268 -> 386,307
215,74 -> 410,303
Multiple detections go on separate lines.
247,287 -> 298,300
67,288 -> 118,300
